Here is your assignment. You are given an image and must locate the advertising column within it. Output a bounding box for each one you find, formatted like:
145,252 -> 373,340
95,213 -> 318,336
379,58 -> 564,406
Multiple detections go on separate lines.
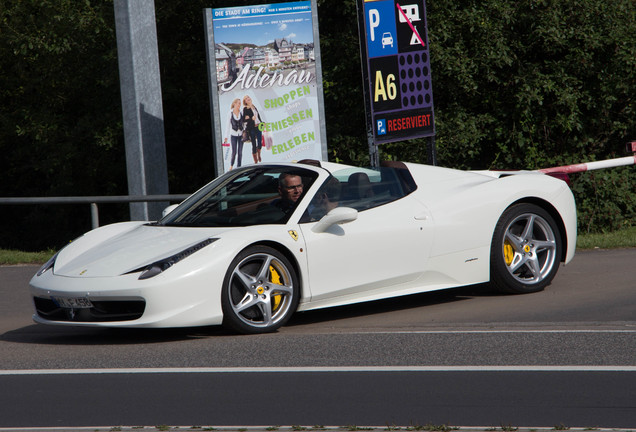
205,1 -> 327,174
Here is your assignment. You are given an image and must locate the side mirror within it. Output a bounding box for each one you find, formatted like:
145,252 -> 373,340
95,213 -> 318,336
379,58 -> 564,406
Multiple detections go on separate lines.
162,204 -> 180,218
312,207 -> 358,233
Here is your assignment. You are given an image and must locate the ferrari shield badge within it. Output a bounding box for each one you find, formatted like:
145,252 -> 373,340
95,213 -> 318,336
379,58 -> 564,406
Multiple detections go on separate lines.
288,230 -> 299,241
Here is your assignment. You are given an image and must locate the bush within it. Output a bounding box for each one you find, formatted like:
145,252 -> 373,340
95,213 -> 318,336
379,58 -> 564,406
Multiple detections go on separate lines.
0,0 -> 634,251
571,167 -> 636,233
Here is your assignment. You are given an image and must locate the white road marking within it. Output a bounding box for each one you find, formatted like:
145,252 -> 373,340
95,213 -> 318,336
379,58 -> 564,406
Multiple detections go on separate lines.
1,365 -> 635,375
365,329 -> 636,333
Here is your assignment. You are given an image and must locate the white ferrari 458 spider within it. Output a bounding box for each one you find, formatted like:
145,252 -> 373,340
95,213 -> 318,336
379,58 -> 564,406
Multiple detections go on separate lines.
30,159 -> 576,333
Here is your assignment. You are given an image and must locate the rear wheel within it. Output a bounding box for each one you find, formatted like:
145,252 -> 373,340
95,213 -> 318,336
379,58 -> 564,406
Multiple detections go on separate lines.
221,245 -> 299,334
490,203 -> 562,294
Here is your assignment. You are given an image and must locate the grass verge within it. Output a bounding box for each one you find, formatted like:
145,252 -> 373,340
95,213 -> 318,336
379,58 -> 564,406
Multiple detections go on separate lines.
576,226 -> 636,250
0,248 -> 56,266
0,227 -> 634,265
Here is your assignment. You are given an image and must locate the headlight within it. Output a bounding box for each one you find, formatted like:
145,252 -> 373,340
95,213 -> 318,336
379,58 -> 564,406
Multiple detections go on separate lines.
129,238 -> 218,280
36,236 -> 81,277
36,252 -> 59,277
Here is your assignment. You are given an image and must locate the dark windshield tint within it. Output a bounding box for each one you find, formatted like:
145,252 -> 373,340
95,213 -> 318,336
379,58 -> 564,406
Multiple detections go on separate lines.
159,166 -> 318,227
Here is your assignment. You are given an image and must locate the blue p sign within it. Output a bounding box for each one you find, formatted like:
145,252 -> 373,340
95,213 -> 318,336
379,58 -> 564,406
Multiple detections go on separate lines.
365,0 -> 398,58
377,119 -> 387,135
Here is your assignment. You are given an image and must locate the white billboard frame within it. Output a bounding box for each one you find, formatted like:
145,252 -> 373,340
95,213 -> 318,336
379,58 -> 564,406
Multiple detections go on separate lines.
204,0 -> 328,176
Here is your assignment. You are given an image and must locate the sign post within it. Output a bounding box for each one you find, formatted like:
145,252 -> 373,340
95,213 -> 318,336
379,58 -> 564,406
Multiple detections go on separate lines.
357,0 -> 435,166
114,0 -> 169,220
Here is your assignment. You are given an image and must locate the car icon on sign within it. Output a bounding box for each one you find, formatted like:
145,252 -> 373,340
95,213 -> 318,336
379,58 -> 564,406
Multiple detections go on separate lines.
381,32 -> 393,48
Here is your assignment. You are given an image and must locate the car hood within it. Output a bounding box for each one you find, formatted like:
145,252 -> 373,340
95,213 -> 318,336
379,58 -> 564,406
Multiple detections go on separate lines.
54,223 -> 231,278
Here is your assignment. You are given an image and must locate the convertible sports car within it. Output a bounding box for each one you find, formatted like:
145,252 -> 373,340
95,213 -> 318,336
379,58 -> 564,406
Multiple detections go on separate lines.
30,160 -> 576,334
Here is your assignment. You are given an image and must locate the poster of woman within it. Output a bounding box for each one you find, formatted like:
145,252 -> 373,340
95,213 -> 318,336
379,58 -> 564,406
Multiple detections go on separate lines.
206,1 -> 327,173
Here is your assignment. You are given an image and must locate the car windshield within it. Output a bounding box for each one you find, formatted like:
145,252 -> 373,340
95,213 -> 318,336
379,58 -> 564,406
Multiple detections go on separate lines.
159,165 -> 319,227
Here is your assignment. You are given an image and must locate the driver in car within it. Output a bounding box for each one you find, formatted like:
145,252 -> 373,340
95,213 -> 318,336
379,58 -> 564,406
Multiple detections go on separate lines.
273,173 -> 304,213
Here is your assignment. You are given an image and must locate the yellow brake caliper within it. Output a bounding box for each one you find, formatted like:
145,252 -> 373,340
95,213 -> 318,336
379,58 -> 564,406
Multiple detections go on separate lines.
503,240 -> 514,266
269,265 -> 283,311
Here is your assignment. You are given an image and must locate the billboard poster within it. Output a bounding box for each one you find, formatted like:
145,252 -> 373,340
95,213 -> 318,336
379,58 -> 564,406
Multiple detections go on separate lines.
204,1 -> 327,174
358,0 -> 435,145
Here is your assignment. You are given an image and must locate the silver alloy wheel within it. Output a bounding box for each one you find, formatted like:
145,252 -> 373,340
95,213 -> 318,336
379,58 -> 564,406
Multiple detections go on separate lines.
228,252 -> 295,329
502,212 -> 558,285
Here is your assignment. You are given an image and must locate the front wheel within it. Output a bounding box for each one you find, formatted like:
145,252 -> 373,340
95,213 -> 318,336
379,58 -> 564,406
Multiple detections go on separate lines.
221,246 -> 299,334
490,203 -> 562,294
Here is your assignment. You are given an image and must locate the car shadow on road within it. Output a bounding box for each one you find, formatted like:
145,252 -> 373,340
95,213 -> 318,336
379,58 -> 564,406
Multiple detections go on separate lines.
286,283 -> 497,327
2,284 -> 501,344
0,323 -> 232,345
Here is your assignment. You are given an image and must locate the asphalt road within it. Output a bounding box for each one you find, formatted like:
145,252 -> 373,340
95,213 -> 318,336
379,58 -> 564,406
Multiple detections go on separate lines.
0,249 -> 634,429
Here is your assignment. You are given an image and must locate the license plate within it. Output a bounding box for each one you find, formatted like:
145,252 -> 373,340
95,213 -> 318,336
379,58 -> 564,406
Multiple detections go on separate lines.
53,296 -> 93,309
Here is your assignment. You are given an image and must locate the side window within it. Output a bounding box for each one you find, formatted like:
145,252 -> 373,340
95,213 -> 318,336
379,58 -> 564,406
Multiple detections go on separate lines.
299,165 -> 417,223
337,167 -> 416,211
300,176 -> 342,222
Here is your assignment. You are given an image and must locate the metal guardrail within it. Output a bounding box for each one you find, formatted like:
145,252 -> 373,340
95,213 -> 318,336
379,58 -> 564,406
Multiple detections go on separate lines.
0,194 -> 190,229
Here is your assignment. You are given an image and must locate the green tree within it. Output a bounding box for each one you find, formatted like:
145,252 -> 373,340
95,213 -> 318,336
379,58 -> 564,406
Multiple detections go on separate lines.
0,0 -> 125,248
385,0 -> 636,230
0,0 -> 633,250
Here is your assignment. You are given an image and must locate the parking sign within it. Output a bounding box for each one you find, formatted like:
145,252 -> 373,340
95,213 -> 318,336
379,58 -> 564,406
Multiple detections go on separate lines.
358,0 -> 435,145
365,0 -> 398,58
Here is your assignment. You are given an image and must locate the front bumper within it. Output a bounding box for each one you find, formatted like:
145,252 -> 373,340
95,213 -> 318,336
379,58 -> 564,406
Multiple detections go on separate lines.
29,266 -> 225,328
